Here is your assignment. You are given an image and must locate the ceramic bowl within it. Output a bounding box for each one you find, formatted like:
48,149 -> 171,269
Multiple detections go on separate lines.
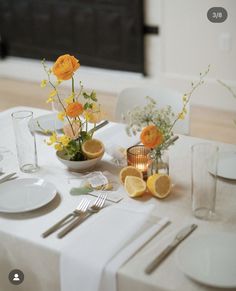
56,151 -> 103,172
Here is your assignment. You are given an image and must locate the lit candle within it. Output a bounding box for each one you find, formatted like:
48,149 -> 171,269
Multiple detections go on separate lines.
127,145 -> 151,179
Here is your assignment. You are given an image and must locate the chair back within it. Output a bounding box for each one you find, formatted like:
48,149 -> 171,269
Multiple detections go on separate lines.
115,87 -> 190,135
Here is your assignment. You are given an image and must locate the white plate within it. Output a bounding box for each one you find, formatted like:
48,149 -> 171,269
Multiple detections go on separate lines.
208,151 -> 236,180
30,113 -> 65,133
176,233 -> 236,288
0,178 -> 57,213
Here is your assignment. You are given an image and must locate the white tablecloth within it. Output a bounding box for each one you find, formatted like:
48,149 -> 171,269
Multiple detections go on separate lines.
0,106 -> 236,291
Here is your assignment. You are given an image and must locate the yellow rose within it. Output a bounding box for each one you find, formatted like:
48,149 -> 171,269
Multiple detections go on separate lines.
52,54 -> 80,80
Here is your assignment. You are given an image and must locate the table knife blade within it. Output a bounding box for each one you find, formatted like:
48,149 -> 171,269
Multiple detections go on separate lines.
145,224 -> 197,274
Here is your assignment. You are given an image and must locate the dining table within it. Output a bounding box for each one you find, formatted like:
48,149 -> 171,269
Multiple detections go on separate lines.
0,106 -> 236,291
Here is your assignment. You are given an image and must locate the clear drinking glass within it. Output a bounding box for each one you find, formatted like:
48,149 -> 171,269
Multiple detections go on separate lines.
191,143 -> 219,220
12,111 -> 39,173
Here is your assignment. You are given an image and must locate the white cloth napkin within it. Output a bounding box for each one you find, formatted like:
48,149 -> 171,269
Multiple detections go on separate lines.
99,217 -> 169,291
60,202 -> 156,291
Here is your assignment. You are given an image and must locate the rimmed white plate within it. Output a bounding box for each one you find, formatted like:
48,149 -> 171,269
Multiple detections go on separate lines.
30,113 -> 65,134
176,233 -> 236,288
208,151 -> 236,180
0,178 -> 57,213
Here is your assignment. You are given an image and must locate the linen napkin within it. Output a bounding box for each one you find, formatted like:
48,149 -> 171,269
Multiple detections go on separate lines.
99,216 -> 169,291
60,202 -> 156,291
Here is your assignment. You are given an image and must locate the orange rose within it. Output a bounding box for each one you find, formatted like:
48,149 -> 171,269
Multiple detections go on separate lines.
140,125 -> 163,149
66,102 -> 83,118
63,122 -> 81,139
52,54 -> 80,80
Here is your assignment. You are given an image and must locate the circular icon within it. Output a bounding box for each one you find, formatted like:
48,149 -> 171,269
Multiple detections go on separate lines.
207,7 -> 228,23
8,269 -> 24,285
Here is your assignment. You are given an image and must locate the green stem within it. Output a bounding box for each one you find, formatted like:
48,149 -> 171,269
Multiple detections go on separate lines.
168,65 -> 210,134
86,119 -> 88,134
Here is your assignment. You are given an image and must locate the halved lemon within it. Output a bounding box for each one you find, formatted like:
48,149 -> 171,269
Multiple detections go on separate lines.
119,166 -> 143,184
147,174 -> 171,199
82,139 -> 104,159
124,176 -> 146,198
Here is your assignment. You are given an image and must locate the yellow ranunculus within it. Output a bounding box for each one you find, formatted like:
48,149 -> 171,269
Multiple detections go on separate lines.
52,54 -> 80,80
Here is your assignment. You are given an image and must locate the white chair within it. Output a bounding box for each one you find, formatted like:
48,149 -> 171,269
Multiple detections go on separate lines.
115,87 -> 190,135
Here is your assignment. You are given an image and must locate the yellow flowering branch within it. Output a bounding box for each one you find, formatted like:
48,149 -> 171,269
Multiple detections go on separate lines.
168,64 -> 210,133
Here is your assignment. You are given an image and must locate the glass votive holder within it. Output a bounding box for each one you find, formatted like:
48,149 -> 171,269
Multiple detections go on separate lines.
127,145 -> 151,179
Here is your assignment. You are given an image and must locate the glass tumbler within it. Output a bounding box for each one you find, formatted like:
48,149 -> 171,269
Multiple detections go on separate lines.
12,111 -> 39,173
191,143 -> 219,220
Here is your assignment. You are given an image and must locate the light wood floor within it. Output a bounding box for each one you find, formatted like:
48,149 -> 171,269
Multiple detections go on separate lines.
1,77 -> 236,144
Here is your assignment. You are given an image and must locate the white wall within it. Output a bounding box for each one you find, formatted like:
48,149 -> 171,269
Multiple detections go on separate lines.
0,0 -> 236,111
145,0 -> 236,110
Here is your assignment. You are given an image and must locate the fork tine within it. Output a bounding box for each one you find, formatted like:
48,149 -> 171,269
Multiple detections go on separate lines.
82,199 -> 90,211
93,193 -> 103,207
100,193 -> 107,208
76,198 -> 86,210
92,195 -> 100,207
94,193 -> 104,206
97,193 -> 107,208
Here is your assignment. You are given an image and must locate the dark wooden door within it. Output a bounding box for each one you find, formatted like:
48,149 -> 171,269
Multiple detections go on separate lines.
0,0 -> 144,73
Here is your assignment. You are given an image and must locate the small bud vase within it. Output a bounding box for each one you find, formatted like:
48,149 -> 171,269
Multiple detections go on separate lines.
147,151 -> 169,177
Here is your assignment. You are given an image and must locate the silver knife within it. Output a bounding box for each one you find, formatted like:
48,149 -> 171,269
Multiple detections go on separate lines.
145,224 -> 198,274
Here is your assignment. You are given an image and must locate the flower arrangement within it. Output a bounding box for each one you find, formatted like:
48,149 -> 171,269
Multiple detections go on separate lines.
41,54 -> 103,161
125,66 -> 210,165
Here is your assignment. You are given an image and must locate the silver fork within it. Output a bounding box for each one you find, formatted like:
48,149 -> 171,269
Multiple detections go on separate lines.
57,193 -> 107,238
42,198 -> 90,238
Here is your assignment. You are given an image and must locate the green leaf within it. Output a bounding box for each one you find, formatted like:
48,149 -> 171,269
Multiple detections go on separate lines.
70,187 -> 92,195
83,92 -> 90,99
90,91 -> 97,102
